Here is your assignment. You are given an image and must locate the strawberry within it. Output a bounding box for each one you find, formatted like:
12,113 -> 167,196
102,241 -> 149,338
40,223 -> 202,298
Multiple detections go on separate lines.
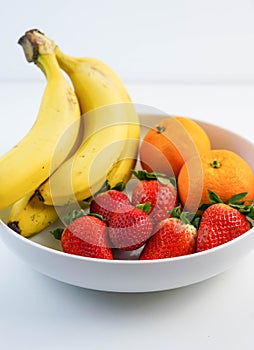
139,209 -> 197,260
53,212 -> 113,259
90,182 -> 130,224
131,170 -> 178,225
196,190 -> 254,252
108,203 -> 153,251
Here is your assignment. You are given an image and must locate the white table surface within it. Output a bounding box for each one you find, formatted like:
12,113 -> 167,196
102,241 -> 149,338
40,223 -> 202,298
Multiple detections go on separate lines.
0,81 -> 254,350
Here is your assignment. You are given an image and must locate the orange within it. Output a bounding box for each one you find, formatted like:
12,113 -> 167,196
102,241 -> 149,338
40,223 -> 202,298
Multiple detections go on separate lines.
178,149 -> 254,212
139,116 -> 211,177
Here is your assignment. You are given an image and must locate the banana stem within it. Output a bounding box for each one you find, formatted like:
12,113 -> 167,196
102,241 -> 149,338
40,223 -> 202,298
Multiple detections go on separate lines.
18,29 -> 40,63
18,29 -> 61,80
18,29 -> 55,62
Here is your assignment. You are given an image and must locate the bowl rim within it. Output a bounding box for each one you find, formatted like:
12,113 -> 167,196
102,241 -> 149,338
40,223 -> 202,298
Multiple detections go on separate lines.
195,119 -> 254,148
1,218 -> 254,265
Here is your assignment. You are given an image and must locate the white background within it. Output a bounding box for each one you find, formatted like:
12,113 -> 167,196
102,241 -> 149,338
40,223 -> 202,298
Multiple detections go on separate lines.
1,1 -> 254,349
1,0 -> 254,83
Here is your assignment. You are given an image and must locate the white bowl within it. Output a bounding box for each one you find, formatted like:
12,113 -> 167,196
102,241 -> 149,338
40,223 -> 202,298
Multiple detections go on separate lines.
1,115 -> 254,293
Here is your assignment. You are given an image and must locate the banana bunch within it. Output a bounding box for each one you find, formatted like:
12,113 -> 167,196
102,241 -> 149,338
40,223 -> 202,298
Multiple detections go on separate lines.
4,29 -> 140,237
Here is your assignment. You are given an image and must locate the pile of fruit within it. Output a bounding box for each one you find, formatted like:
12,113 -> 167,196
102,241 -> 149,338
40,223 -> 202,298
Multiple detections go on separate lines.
1,29 -> 254,261
52,168 -> 254,260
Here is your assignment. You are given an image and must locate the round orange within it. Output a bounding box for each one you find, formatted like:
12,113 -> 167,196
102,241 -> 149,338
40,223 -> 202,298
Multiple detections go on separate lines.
178,149 -> 254,212
139,116 -> 211,177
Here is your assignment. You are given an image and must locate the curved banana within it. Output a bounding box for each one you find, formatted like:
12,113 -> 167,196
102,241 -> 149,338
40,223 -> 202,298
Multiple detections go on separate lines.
37,43 -> 140,206
6,189 -> 91,237
55,45 -> 132,112
105,125 -> 140,189
7,192 -> 58,237
0,29 -> 81,210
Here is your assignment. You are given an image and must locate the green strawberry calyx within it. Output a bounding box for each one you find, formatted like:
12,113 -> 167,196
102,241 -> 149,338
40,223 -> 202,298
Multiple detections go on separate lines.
62,209 -> 86,225
169,205 -> 200,228
50,227 -> 64,240
131,169 -> 176,187
136,201 -> 151,213
93,180 -> 126,197
82,181 -> 126,205
199,190 -> 254,220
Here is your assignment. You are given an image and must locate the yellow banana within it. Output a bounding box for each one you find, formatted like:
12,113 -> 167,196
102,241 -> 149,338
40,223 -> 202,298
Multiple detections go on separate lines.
105,124 -> 140,189
55,45 -> 132,112
7,192 -> 58,237
6,189 -> 91,237
0,29 -> 81,210
36,41 -> 140,206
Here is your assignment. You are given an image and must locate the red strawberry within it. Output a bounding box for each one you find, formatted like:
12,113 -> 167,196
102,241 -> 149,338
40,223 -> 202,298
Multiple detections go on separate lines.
139,215 -> 197,260
108,203 -> 153,251
90,183 -> 130,224
61,214 -> 113,259
196,191 -> 253,252
131,170 -> 178,225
